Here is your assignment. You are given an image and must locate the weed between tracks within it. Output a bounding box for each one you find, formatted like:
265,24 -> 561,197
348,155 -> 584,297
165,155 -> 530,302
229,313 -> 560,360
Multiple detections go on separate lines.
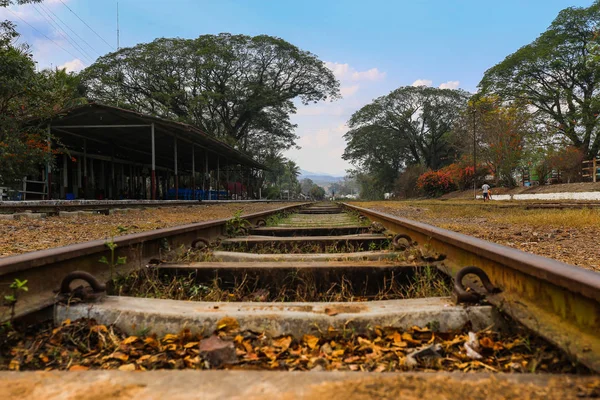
222,240 -> 392,254
109,266 -> 451,302
1,317 -> 588,374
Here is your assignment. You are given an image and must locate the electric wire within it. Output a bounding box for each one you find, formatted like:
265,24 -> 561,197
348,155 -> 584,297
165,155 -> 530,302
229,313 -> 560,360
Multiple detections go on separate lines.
31,4 -> 94,63
5,7 -> 81,61
38,2 -> 102,58
59,0 -> 115,51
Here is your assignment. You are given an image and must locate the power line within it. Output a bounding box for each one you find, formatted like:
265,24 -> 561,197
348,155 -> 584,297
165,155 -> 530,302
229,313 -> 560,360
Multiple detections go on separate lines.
59,0 -> 115,51
31,4 -> 94,63
5,7 -> 81,61
38,2 -> 102,58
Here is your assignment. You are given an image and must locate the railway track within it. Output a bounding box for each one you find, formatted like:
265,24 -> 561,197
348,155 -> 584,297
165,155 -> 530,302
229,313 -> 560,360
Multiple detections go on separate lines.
0,202 -> 599,398
0,199 -> 287,216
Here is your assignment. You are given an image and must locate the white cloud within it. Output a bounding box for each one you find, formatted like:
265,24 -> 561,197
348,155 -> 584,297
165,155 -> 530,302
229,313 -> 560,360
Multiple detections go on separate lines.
411,79 -> 433,87
296,105 -> 346,117
287,61 -> 388,175
58,58 -> 85,72
439,80 -> 460,89
340,85 -> 359,98
325,62 -> 386,82
351,68 -> 385,81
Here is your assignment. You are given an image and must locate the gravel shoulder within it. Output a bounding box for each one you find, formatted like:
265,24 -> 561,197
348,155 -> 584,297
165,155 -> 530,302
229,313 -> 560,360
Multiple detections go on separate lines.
352,201 -> 600,273
0,202 -> 301,258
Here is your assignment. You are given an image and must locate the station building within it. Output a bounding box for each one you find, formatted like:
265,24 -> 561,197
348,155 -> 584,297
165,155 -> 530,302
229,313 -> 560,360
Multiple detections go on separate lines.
23,103 -> 265,200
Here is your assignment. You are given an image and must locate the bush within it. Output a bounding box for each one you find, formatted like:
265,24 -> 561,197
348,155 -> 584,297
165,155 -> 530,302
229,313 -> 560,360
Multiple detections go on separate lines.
264,186 -> 281,199
394,165 -> 428,198
417,170 -> 457,197
548,146 -> 584,183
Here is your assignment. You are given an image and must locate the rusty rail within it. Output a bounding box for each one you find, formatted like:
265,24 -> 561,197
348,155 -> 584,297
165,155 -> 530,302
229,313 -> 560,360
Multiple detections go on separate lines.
0,203 -> 308,321
342,202 -> 600,372
0,199 -> 290,214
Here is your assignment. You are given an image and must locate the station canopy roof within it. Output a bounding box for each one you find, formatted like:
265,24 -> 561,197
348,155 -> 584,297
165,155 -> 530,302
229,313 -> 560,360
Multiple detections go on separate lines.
47,103 -> 266,171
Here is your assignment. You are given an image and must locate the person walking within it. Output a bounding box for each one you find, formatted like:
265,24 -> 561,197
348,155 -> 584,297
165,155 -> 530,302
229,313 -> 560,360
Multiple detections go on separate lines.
482,183 -> 491,202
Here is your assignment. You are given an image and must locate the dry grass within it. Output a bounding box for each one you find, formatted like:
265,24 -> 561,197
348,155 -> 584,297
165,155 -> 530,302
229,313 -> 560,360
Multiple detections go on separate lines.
110,266 -> 451,302
0,203 -> 301,257
353,201 -> 600,271
356,201 -> 600,228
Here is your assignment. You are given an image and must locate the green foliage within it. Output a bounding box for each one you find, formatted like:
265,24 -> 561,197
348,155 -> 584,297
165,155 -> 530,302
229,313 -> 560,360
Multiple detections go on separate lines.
225,210 -> 250,237
3,278 -> 28,322
0,21 -> 85,186
299,178 -> 314,195
81,34 -> 340,157
343,86 -> 468,195
478,1 -> 600,159
394,165 -> 427,199
0,1 -> 42,6
100,227 -> 129,279
309,184 -> 326,200
261,155 -> 301,197
353,171 -> 385,200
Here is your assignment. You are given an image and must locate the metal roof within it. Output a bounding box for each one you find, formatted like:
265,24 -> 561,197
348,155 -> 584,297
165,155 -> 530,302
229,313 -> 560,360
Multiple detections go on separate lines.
47,103 -> 267,171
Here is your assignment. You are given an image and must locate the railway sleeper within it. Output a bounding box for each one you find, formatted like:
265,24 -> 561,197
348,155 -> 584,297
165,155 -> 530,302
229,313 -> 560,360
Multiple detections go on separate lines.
219,234 -> 390,253
108,264 -> 452,303
55,296 -> 503,339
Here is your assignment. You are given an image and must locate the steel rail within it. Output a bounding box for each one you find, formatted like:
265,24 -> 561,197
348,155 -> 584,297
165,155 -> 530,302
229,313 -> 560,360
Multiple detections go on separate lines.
343,202 -> 600,372
0,199 -> 291,214
0,203 -> 308,321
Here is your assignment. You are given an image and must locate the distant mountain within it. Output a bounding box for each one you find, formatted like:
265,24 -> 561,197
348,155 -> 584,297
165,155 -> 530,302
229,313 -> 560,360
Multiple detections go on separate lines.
299,169 -> 344,185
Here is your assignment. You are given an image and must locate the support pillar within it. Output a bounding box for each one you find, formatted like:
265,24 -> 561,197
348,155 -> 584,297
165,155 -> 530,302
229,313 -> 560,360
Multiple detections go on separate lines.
110,147 -> 115,199
63,154 -> 68,199
204,150 -> 208,192
191,145 -> 196,198
151,123 -> 156,200
226,160 -> 230,200
174,135 -> 178,200
47,127 -> 52,200
90,158 -> 94,198
83,139 -> 88,197
217,156 -> 220,200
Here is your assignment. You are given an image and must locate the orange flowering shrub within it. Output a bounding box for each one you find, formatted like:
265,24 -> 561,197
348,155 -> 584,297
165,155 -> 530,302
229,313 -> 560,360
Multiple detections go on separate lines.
417,169 -> 457,197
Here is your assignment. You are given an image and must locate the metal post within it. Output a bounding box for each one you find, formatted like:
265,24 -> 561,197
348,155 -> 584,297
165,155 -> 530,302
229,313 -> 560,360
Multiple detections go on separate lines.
77,155 -> 82,190
594,158 -> 598,183
151,123 -> 156,200
100,161 -> 105,199
174,135 -> 178,200
472,110 -> 477,200
83,139 -> 88,196
110,147 -> 115,199
191,144 -> 196,198
63,153 -> 68,198
247,168 -> 251,200
226,160 -> 230,200
217,156 -> 220,200
47,127 -> 52,200
90,158 -> 94,196
204,150 -> 208,192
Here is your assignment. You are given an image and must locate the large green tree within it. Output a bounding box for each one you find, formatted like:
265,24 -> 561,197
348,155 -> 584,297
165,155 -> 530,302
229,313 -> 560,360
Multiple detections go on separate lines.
345,86 -> 469,170
343,86 -> 468,194
0,12 -> 85,186
81,34 -> 340,156
479,1 -> 600,159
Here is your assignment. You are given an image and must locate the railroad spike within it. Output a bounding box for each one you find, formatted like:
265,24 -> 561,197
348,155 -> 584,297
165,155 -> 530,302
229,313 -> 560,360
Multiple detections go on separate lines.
58,271 -> 107,303
454,266 -> 501,304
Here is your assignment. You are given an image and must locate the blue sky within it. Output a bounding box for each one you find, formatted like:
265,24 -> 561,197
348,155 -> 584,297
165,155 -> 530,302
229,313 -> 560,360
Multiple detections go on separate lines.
2,0 -> 594,175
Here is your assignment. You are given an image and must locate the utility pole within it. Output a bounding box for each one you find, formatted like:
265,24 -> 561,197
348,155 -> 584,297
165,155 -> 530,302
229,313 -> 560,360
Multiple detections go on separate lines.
472,109 -> 477,200
116,1 -> 121,107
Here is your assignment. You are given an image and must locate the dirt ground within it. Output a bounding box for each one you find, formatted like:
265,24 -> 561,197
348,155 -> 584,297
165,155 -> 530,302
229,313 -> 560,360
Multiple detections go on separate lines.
0,202 -> 301,257
354,201 -> 600,273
